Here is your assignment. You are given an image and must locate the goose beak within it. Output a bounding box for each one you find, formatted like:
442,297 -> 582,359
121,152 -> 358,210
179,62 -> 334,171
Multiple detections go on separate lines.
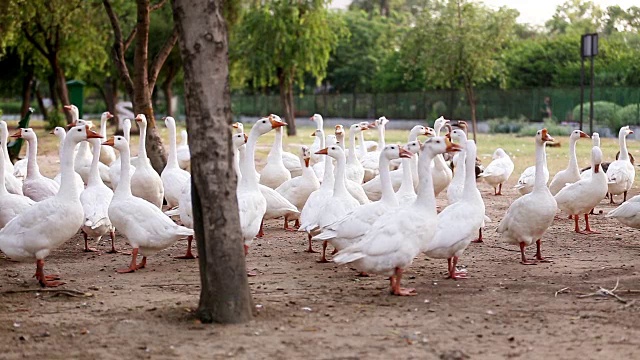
106,112 -> 114,119
309,116 -> 314,121
541,128 -> 554,142
243,133 -> 248,143
135,114 -> 143,122
269,115 -> 287,129
315,148 -> 329,155
579,131 -> 590,138
232,122 -> 239,129
630,130 -> 635,135
49,129 -> 55,135
445,137 -> 462,153
399,148 -> 413,159
310,131 -> 316,137
86,126 -> 103,139
10,130 -> 22,138
368,122 -> 377,128
594,164 -> 600,173
63,105 -> 72,111
102,137 -> 115,147
304,158 -> 310,167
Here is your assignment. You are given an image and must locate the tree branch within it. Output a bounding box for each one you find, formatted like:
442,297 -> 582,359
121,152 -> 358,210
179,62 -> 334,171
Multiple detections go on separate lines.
148,25 -> 179,91
150,0 -> 168,11
21,27 -> 50,58
124,28 -> 137,52
102,0 -> 135,98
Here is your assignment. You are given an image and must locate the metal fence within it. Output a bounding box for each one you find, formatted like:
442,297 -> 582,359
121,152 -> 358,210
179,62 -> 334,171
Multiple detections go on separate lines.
231,87 -> 640,123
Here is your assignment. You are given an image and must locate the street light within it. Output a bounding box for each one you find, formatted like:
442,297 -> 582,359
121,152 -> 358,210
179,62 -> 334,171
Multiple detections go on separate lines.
580,33 -> 598,134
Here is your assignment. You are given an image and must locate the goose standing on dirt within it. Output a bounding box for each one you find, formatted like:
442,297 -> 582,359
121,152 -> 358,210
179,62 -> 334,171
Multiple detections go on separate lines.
161,117 -> 190,208
423,139 -> 485,279
276,146 -> 320,230
105,135 -> 194,273
606,126 -> 635,203
0,141 -> 34,228
548,130 -> 590,195
333,137 -> 461,296
0,125 -> 103,287
606,194 -> 640,229
177,129 -> 191,171
479,148 -> 514,195
51,127 -> 85,194
0,121 -> 23,195
555,146 -> 608,234
80,135 -> 116,253
497,129 -> 557,264
260,121 -> 292,189
131,114 -> 164,208
109,119 -> 136,190
12,128 -> 59,202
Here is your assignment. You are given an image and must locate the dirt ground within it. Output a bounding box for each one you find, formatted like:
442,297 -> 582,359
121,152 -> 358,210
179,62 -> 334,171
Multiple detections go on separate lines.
1,153 -> 640,359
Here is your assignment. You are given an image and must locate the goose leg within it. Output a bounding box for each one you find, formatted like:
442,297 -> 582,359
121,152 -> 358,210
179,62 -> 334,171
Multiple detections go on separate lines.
581,214 -> 600,234
175,235 -> 197,259
519,242 -> 537,265
106,230 -> 119,254
317,241 -> 330,263
305,234 -> 319,253
495,183 -> 503,195
257,219 -> 264,238
573,214 -> 582,233
117,248 -> 140,273
283,216 -> 299,232
447,256 -> 468,279
471,228 -> 483,243
624,191 -> 628,202
82,231 -> 98,252
392,267 -> 416,296
609,194 -> 616,204
34,260 -> 64,287
535,239 -> 552,262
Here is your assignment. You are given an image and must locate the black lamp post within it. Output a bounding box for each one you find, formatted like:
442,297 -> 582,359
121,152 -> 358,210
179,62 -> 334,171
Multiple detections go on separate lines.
580,33 -> 598,134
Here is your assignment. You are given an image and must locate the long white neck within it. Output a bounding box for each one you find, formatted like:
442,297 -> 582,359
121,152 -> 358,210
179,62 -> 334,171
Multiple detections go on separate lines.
377,125 -> 385,149
0,144 -> 7,196
533,140 -> 548,191
315,117 -> 323,131
567,137 -> 579,174
416,150 -> 437,209
138,122 -> 148,160
452,151 -> 466,185
240,128 -> 260,188
57,134 -> 66,160
87,138 -> 103,186
321,139 -> 334,189
1,125 -> 11,171
358,132 -> 368,159
100,117 -> 108,139
398,157 -> 414,193
233,146 -> 242,180
58,136 -> 81,199
166,120 -> 179,169
462,144 -> 478,199
301,158 -> 315,180
379,154 -> 397,205
116,144 -> 133,197
408,128 -> 419,142
619,132 -> 629,161
268,126 -> 284,161
332,152 -> 349,196
348,130 -> 358,161
26,136 -> 40,178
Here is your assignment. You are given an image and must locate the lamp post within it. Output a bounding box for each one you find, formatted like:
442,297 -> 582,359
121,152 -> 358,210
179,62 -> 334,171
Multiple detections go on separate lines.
580,33 -> 598,134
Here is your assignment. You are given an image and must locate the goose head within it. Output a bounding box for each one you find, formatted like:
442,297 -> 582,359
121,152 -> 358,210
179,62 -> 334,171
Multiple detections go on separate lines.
63,104 -> 80,122
450,128 -> 468,144
349,122 -> 367,134
619,125 -> 634,138
325,134 -> 337,147
310,114 -> 323,125
315,144 -> 346,160
101,111 -> 114,124
535,128 -> 554,145
569,129 -> 589,141
232,122 -> 244,134
381,144 -> 412,161
334,125 -> 345,136
377,116 -> 389,127
456,120 -> 469,134
67,124 -> 103,144
425,127 -> 436,137
410,125 -> 428,138
433,116 -> 449,134
299,145 -> 311,167
492,148 -> 508,160
311,128 -> 324,138
232,132 -> 248,150
164,116 -> 176,129
404,140 -> 422,154
253,115 -> 286,136
50,127 -> 66,140
67,118 -> 93,129
592,132 -> 600,147
421,136 -> 462,157
11,128 -> 37,141
591,146 -> 603,173
135,114 -> 148,127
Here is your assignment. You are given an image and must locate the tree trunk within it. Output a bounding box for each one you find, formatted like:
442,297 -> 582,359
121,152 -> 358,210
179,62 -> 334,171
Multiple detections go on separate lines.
47,74 -> 58,109
34,81 -> 48,120
20,68 -> 34,119
278,70 -> 296,136
104,76 -> 120,133
172,0 -> 253,324
162,65 -> 177,117
465,84 -> 477,141
51,56 -> 72,123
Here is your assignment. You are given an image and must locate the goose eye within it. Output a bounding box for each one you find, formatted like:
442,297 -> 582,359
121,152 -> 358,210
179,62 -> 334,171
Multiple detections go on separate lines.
262,120 -> 266,123
77,128 -> 82,132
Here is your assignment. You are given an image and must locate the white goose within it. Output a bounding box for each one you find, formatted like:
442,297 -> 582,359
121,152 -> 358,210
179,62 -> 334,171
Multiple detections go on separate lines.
479,148 -> 514,195
313,144 -> 413,253
497,129 -> 557,264
130,114 -> 164,208
260,120 -> 292,189
606,195 -> 640,229
555,145 -> 608,234
356,121 -> 379,154
389,125 -> 430,170
580,133 -> 600,180
514,162 -> 549,196
310,129 -> 326,181
0,139 -> 34,228
395,140 -> 422,204
312,144 -> 360,262
606,126 -> 635,203
548,129 -> 590,195
423,139 -> 485,279
98,111 -> 117,166
80,136 -> 116,253
0,121 -> 23,195
176,129 -> 191,171
431,117 -> 453,196
161,116 -> 190,208
361,117 -> 388,182
345,123 -> 369,183
275,146 -> 320,230
0,125 -> 103,286
12,128 -> 59,202
105,135 -> 193,273
51,127 -> 85,194
73,116 -> 113,188
333,137 -> 461,296
108,118 -> 136,190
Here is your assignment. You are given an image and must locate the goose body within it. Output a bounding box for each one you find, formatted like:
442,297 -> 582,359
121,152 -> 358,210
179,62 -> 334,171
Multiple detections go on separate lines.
334,137 -> 460,296
548,130 -> 589,195
0,125 -> 103,286
514,164 -> 549,196
109,119 -> 136,190
0,136 -> 34,228
606,126 -> 635,202
176,129 -> 191,170
0,121 -> 23,195
260,120 -> 292,189
606,195 -> 640,228
161,117 -> 190,208
13,128 -> 59,202
497,129 -> 557,264
479,148 -> 514,195
275,146 -> 320,227
130,114 -> 164,208
51,127 -> 85,194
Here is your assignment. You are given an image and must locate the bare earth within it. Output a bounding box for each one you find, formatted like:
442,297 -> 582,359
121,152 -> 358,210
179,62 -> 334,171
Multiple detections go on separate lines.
1,176 -> 639,359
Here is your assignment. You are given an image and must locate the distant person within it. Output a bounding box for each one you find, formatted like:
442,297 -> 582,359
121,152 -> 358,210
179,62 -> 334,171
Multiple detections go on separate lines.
541,96 -> 552,120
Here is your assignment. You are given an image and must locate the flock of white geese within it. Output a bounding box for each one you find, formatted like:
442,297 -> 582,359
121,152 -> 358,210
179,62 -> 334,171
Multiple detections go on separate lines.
0,109 -> 639,296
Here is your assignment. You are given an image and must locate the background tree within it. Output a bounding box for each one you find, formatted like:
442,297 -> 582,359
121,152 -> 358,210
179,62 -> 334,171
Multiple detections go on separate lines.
232,0 -> 345,136
172,0 -> 253,324
102,0 -> 179,172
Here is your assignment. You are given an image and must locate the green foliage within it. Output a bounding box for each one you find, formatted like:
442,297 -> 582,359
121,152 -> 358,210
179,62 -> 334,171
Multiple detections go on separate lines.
572,101 -> 621,129
488,116 -> 529,134
612,104 -> 640,131
45,108 -> 65,130
518,119 -> 572,137
430,101 -> 447,120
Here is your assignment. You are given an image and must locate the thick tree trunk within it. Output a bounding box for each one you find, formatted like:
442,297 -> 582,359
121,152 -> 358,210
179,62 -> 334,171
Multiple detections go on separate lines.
20,68 -> 34,119
172,0 -> 253,324
51,57 -> 72,123
278,70 -> 296,136
465,84 -> 477,141
34,81 -> 48,120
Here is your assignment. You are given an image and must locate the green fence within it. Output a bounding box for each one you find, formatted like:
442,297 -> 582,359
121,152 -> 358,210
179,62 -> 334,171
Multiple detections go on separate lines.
231,87 -> 640,123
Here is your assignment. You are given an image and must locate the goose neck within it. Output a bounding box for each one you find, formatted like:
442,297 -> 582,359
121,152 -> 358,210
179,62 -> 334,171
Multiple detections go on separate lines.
462,146 -> 478,198
332,153 -> 349,196
348,130 -> 358,161
568,137 -> 579,172
116,144 -> 133,197
377,125 -> 385,148
240,129 -> 260,187
533,140 -> 548,191
58,137 -> 82,199
26,136 -> 40,178
619,133 -> 629,160
0,145 -> 6,195
357,132 -> 367,158
87,138 -> 103,186
166,120 -> 179,169
269,126 -> 284,160
416,151 -> 437,209
379,155 -> 397,205
138,122 -> 148,160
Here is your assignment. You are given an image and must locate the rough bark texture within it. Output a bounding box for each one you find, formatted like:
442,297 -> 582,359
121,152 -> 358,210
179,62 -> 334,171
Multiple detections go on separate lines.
172,0 -> 253,324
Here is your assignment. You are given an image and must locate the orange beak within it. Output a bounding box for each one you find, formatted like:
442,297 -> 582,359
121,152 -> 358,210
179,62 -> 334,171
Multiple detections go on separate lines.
310,131 -> 316,137
368,122 -> 377,128
445,137 -> 463,153
106,112 -> 114,119
102,137 -> 115,146
269,115 -> 287,129
579,131 -> 590,138
135,114 -> 143,122
63,105 -> 72,111
594,164 -> 600,173
309,116 -> 314,121
315,148 -> 329,155
541,128 -> 554,142
630,130 -> 635,135
49,129 -> 56,135
86,126 -> 103,139
232,122 -> 239,129
399,147 -> 413,159
243,133 -> 248,143
10,130 -> 22,138
304,158 -> 310,167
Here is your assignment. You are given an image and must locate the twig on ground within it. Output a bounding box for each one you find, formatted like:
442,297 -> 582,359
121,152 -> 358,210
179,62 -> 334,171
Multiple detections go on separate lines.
555,287 -> 570,297
1,289 -> 92,297
140,283 -> 198,288
577,279 -> 627,303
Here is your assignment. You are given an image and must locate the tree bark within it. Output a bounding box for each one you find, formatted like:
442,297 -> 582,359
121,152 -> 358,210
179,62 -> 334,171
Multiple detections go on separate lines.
464,83 -> 477,141
278,69 -> 296,136
47,74 -> 58,109
20,68 -> 34,119
34,81 -> 48,120
104,76 -> 120,132
172,0 -> 253,324
50,55 -> 72,123
162,64 -> 177,117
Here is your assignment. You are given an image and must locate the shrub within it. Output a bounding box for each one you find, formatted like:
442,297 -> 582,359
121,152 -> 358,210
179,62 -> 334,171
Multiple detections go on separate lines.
518,119 -> 572,137
488,116 -> 529,134
611,104 -> 640,132
571,101 -> 620,129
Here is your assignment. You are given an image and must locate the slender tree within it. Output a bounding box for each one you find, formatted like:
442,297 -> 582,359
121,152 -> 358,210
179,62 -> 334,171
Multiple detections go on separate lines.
172,0 -> 253,323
